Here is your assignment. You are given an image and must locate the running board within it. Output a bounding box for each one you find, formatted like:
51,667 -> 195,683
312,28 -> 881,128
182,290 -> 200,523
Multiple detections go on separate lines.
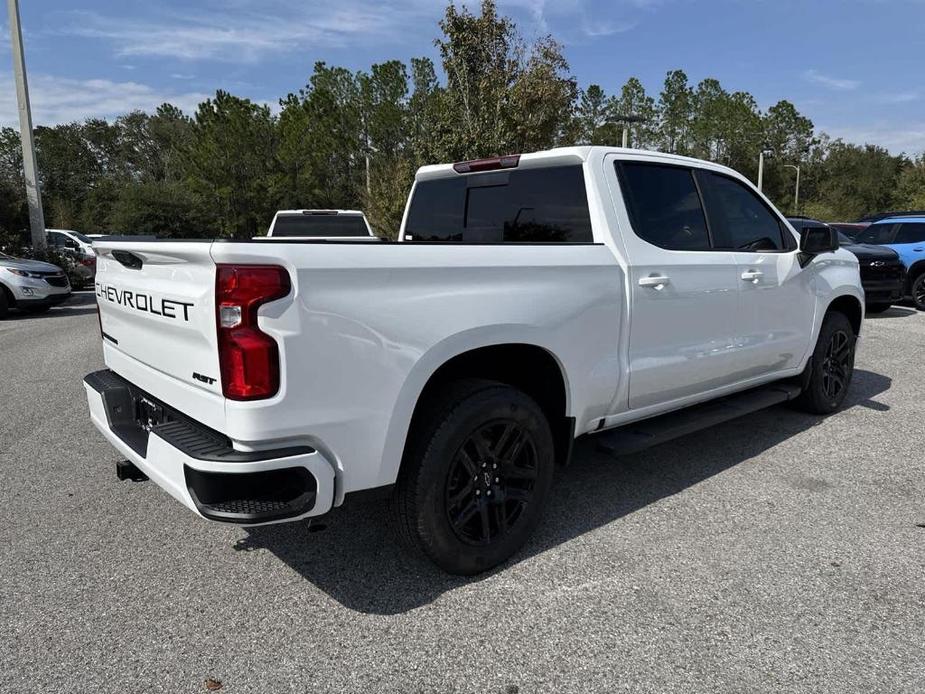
595,382 -> 803,457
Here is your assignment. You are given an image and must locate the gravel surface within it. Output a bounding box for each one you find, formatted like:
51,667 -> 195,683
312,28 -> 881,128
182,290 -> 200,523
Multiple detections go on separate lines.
1,292 -> 923,694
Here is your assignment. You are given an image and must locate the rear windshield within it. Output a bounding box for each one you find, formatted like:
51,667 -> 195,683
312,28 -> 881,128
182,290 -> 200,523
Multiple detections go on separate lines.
404,165 -> 593,243
71,231 -> 92,244
272,214 -> 369,237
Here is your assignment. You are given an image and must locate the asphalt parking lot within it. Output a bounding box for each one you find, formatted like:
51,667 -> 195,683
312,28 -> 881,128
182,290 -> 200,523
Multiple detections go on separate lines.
1,292 -> 923,694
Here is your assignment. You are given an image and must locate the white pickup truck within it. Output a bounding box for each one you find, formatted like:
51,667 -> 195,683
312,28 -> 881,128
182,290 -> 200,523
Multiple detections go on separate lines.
85,147 -> 863,574
266,209 -> 377,238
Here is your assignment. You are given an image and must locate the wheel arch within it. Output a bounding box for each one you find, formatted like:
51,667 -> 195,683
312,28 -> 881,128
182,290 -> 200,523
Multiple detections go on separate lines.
0,280 -> 14,308
905,259 -> 925,291
826,294 -> 863,335
381,336 -> 574,490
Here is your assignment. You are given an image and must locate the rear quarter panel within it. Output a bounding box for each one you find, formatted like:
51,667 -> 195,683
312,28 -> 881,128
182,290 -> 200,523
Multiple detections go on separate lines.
209,242 -> 624,497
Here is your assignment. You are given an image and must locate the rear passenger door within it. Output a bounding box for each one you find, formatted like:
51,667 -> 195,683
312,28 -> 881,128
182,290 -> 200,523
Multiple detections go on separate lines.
696,171 -> 814,377
612,160 -> 742,410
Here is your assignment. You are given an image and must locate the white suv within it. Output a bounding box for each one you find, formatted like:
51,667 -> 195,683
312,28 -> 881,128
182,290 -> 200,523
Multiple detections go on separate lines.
46,229 -> 96,287
0,251 -> 71,317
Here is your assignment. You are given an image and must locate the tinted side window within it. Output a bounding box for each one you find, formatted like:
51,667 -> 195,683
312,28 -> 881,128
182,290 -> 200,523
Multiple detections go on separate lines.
856,224 -> 896,245
404,165 -> 592,243
699,172 -> 786,251
617,163 -> 711,251
894,223 -> 925,244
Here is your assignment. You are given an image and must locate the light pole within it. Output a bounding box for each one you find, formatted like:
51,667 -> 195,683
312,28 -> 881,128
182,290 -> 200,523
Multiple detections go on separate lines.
7,0 -> 45,250
757,147 -> 772,192
364,142 -> 379,197
783,164 -> 801,213
613,114 -> 646,149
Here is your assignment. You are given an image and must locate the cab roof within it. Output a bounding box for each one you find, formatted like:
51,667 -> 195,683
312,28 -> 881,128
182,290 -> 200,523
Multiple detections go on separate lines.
414,146 -> 742,182
871,215 -> 925,224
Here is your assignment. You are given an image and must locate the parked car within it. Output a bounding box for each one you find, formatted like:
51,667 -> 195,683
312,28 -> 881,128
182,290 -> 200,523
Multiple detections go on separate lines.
0,251 -> 71,317
854,216 -> 925,310
266,209 -> 377,238
46,229 -> 96,287
788,218 -> 905,313
84,147 -> 863,574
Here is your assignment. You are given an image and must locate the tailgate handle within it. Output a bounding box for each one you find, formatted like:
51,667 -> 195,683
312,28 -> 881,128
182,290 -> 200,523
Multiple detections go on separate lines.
112,250 -> 143,270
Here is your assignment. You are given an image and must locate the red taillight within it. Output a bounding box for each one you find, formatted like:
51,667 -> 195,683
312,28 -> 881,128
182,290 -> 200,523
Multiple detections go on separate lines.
80,256 -> 96,267
453,154 -> 520,174
215,265 -> 291,401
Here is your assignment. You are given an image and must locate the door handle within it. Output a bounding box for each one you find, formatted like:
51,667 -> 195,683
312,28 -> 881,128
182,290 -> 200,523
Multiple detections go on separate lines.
914,248 -> 923,252
740,270 -> 763,283
638,275 -> 671,289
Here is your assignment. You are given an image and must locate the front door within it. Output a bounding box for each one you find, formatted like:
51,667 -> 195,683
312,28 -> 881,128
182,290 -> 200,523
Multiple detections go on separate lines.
696,170 -> 815,377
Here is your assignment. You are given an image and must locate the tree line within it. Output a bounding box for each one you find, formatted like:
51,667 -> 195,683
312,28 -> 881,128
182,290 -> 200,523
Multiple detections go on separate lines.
1,0 -> 924,244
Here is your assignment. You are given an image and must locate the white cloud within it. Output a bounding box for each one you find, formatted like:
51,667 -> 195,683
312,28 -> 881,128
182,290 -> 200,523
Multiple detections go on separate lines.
877,90 -> 921,104
0,74 -> 209,126
803,69 -> 860,91
822,122 -> 925,156
59,1 -> 439,63
57,0 -> 638,62
493,0 -> 639,39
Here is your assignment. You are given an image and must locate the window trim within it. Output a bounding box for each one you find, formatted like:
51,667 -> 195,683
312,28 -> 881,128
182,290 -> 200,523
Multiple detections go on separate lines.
615,160 -> 715,253
695,169 -> 797,253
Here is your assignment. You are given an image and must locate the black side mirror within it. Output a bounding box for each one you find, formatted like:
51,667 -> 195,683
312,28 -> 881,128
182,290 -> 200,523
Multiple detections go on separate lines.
800,226 -> 838,255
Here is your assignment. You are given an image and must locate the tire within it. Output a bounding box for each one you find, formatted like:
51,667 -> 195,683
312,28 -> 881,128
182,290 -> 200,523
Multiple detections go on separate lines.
865,303 -> 892,314
911,273 -> 925,311
794,311 -> 856,414
0,287 -> 8,319
391,378 -> 555,575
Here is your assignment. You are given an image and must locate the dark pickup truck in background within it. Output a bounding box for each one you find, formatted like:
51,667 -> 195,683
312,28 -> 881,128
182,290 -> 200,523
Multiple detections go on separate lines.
789,217 -> 906,313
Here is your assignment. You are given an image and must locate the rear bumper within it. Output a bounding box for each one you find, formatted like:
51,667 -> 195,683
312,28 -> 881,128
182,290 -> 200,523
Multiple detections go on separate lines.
84,369 -> 336,524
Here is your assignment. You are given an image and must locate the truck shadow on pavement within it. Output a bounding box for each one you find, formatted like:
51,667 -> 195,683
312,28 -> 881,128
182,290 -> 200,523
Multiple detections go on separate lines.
865,305 -> 918,319
238,368 -> 891,615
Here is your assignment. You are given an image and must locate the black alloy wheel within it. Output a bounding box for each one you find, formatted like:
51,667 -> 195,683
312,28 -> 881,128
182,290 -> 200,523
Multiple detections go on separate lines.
820,328 -> 852,402
392,379 -> 555,575
793,310 -> 856,414
444,420 -> 538,546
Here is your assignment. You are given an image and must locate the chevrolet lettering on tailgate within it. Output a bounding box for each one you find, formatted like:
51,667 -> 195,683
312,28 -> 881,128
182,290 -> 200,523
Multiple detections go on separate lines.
96,283 -> 194,321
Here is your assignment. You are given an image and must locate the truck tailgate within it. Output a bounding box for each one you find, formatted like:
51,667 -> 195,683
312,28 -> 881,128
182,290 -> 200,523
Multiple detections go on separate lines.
94,242 -> 222,402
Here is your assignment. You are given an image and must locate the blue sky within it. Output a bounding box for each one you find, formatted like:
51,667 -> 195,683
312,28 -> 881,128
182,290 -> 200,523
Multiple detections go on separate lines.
2,0 -> 924,155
